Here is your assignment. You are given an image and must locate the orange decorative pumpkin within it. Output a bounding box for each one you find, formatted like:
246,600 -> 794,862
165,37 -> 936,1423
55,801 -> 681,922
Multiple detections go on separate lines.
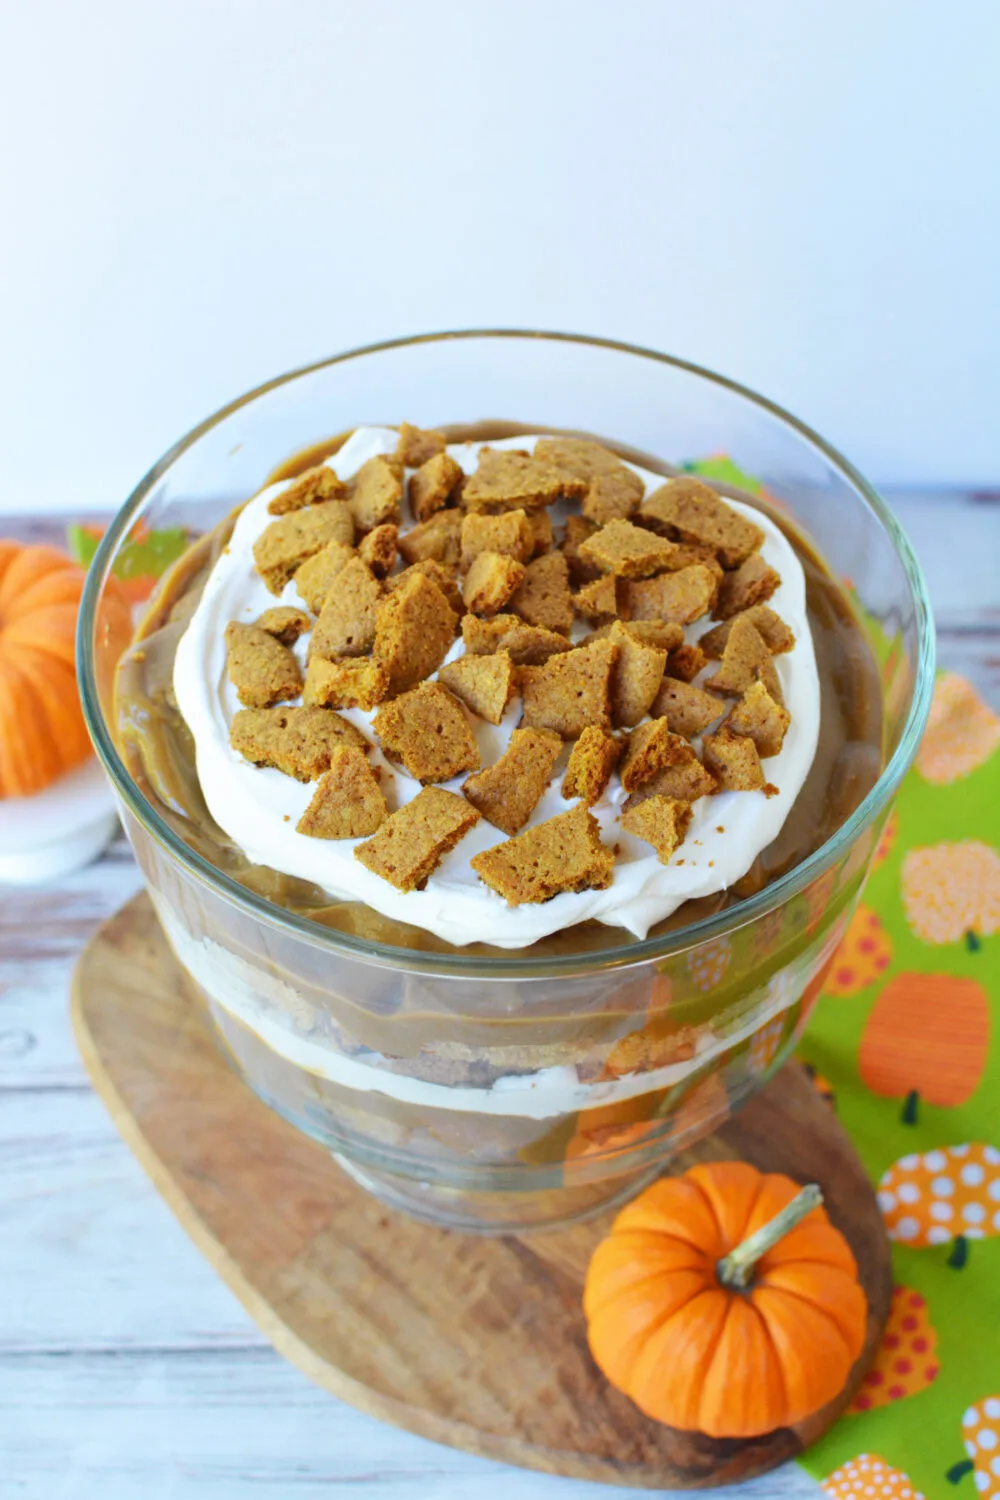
859,973 -> 989,1122
0,542 -> 128,798
584,1161 -> 867,1438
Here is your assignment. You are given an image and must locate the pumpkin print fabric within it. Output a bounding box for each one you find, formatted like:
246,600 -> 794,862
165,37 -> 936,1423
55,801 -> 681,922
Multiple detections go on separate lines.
800,672 -> 1000,1498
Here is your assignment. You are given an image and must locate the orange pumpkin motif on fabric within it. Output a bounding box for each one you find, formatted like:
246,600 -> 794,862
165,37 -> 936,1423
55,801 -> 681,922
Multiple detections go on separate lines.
685,936 -> 732,992
917,673 -> 1000,786
748,1015 -> 785,1076
584,1163 -> 866,1438
877,1143 -> 1000,1268
822,1453 -> 925,1499
873,810 -> 898,868
824,906 -> 893,997
847,1286 -> 939,1412
947,1394 -> 1000,1496
859,974 -> 989,1123
901,841 -> 1000,950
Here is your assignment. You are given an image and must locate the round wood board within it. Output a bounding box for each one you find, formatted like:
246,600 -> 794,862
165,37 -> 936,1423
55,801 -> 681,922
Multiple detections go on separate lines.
71,893 -> 891,1489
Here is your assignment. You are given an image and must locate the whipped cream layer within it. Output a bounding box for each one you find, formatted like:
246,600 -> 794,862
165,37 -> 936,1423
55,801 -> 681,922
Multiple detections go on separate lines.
174,428 -> 820,948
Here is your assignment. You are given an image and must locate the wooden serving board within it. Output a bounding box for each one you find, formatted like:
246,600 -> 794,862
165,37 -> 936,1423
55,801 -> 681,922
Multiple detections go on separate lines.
71,893 -> 891,1489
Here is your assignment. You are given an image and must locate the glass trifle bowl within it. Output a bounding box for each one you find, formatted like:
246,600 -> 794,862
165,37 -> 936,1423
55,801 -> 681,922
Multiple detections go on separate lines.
78,331 -> 934,1233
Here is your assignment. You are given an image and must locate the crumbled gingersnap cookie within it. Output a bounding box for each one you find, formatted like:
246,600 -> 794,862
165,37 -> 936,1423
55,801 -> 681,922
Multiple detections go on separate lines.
296,746 -> 388,839
534,438 -> 645,526
303,656 -> 389,712
573,574 -> 618,623
562,725 -> 621,804
374,571 -> 459,695
600,1023 -> 698,1079
438,650 -> 516,724
460,509 -> 534,570
560,514 -> 603,583
639,476 -> 765,568
619,718 -> 696,793
358,523 -> 398,578
253,504 -> 355,594
387,558 -> 463,616
702,726 -> 776,793
395,422 -> 447,469
462,447 -> 588,513
253,606 -> 312,644
408,451 -> 464,523
704,615 -> 783,703
293,539 -> 357,613
651,677 -> 726,738
224,622 -> 302,708
462,551 -> 527,615
471,803 -> 613,905
267,464 -> 348,515
230,705 -> 369,780
398,508 -> 462,568
585,619 -> 686,653
620,564 -> 719,625
628,756 -> 718,805
726,679 -> 790,758
526,512 -> 553,557
462,726 -> 562,834
310,558 -> 384,659
713,553 -> 781,620
664,641 -> 707,683
461,613 -> 572,665
374,681 -> 478,783
656,541 -> 725,579
621,794 -> 693,863
520,638 -> 618,738
349,455 -> 403,533
579,518 -> 682,579
355,786 -> 480,891
698,604 -> 796,658
607,619 -> 667,728
508,551 -> 573,634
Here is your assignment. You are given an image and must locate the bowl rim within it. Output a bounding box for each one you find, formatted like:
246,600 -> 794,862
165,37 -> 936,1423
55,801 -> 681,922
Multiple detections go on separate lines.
78,328 -> 936,978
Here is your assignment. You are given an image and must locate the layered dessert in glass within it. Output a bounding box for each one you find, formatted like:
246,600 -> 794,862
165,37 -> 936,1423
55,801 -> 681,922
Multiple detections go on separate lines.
79,334 -> 934,1231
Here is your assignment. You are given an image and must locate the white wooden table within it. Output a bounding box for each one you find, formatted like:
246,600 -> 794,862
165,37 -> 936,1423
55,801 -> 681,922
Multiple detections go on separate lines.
2,493 -> 998,1499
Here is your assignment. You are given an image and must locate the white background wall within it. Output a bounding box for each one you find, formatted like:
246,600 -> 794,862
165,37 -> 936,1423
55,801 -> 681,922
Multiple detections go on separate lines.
1,0 -> 998,513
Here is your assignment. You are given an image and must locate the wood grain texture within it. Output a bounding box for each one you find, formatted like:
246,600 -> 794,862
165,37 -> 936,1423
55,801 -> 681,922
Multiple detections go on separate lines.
70,892 -> 891,1491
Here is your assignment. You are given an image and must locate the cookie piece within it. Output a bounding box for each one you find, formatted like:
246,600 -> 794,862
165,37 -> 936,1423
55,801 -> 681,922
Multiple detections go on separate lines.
253,606 -> 312,645
398,509 -> 463,568
253,504 -> 355,594
310,558 -> 384,659
508,551 -> 573,634
267,464 -> 348,516
579,518 -> 682,578
408,451 -> 464,523
664,642 -> 707,683
651,678 -> 726,739
296,746 -> 388,839
629,757 -> 718,805
621,564 -> 718,625
462,551 -> 527,615
562,726 -> 621,804
573,574 -> 618,624
374,681 -> 478,783
294,540 -> 357,613
349,455 -> 403,533
462,447 -> 588,513
520,638 -> 618,738
619,718 -> 696,793
224,622 -> 302,708
438,651 -> 516,724
726,679 -> 790,758
607,619 -> 667,729
534,437 -> 645,525
461,613 -> 572,665
460,509 -> 534,570
230,705 -> 369,781
471,804 -> 613,905
355,787 -> 480,891
702,726 -> 774,792
639,476 -> 765,568
526,512 -> 553,558
358,523 -> 398,579
303,656 -> 389,712
621,795 -> 693,863
560,514 -> 603,583
395,422 -> 447,469
585,619 -> 686,653
374,572 -> 458,695
704,615 -> 783,703
699,605 -> 796,659
387,558 -> 463,616
462,727 -> 562,834
713,553 -> 781,621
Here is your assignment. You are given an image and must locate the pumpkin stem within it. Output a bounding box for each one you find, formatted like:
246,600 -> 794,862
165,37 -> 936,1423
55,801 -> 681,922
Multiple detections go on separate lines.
947,1459 -> 975,1484
965,929 -> 981,953
716,1183 -> 823,1290
947,1234 -> 970,1270
901,1089 -> 920,1125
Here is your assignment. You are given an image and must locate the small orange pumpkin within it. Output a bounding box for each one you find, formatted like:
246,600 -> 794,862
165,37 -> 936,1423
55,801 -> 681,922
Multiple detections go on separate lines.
584,1161 -> 867,1438
0,541 -> 126,798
